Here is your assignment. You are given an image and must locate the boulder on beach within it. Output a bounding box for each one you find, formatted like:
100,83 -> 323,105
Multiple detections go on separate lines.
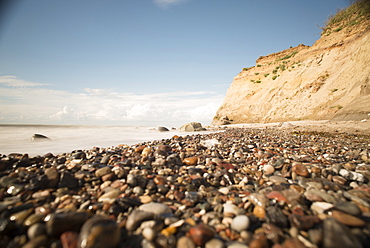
32,133 -> 51,141
179,122 -> 206,132
157,126 -> 169,132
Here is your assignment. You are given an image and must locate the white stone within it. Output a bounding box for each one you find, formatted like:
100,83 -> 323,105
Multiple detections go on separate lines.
219,187 -> 230,195
263,164 -> 275,174
223,203 -> 240,216
311,202 -> 334,214
231,215 -> 250,232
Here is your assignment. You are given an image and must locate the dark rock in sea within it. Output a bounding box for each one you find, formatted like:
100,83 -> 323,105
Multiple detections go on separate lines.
157,127 -> 169,132
31,134 -> 51,141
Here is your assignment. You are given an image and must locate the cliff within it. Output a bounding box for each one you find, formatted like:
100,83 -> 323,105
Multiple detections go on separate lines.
212,1 -> 370,125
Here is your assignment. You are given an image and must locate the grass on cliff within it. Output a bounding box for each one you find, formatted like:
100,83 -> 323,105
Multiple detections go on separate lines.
322,0 -> 370,35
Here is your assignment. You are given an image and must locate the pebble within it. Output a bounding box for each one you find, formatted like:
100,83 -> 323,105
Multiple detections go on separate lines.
292,163 -> 310,177
230,215 -> 250,232
263,164 -> 275,175
177,236 -> 196,248
329,210 -> 366,227
138,202 -> 172,215
78,217 -> 120,248
188,223 -> 215,246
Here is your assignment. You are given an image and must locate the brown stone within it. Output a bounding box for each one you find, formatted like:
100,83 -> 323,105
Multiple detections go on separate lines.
253,205 -> 266,219
154,176 -> 167,185
282,238 -> 306,248
292,163 -> 310,177
330,210 -> 366,227
183,156 -> 198,166
249,233 -> 269,248
187,223 -> 215,246
289,214 -> 321,230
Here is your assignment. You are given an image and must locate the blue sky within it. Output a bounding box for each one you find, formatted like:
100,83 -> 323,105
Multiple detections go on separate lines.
0,0 -> 350,126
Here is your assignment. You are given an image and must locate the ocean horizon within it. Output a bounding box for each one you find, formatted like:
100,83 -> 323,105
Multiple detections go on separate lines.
0,124 -> 195,157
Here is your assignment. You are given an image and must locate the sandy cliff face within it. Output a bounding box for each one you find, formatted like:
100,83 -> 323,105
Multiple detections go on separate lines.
212,16 -> 370,125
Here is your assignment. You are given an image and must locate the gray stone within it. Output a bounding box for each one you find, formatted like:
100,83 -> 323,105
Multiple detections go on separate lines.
138,202 -> 172,215
323,218 -> 362,248
126,210 -> 155,231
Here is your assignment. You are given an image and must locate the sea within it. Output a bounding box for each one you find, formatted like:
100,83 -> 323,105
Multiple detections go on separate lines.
0,124 -> 200,157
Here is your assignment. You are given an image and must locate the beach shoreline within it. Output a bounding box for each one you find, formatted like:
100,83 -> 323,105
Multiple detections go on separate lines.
0,123 -> 369,247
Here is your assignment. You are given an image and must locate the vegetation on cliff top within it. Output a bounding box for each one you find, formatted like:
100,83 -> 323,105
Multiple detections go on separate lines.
322,0 -> 370,35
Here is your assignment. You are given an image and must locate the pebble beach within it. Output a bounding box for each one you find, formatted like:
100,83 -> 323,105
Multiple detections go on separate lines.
1,124 -> 370,248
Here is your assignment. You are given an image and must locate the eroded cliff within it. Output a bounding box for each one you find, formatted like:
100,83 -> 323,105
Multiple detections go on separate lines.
213,1 -> 370,125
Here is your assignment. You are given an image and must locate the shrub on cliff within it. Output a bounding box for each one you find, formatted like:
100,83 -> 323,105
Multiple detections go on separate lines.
322,0 -> 370,35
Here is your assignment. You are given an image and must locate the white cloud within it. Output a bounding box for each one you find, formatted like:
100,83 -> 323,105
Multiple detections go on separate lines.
0,75 -> 47,87
153,0 -> 192,9
0,75 -> 224,126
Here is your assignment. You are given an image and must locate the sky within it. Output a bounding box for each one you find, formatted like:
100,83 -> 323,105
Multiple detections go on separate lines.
0,0 -> 351,127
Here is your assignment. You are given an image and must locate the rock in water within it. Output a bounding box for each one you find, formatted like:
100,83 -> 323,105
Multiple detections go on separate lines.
31,133 -> 51,141
78,217 -> 120,248
179,122 -> 206,132
157,126 -> 169,132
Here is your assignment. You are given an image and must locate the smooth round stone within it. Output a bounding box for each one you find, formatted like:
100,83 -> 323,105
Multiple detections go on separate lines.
292,163 -> 310,177
333,202 -> 362,217
268,176 -> 287,184
46,212 -> 90,237
44,167 -> 59,188
263,164 -> 275,175
266,191 -> 289,204
27,223 -> 47,239
60,231 -> 79,248
205,238 -> 225,248
330,210 -> 366,227
126,210 -> 155,231
304,189 -> 337,204
24,213 -> 44,227
231,215 -> 250,232
248,193 -> 268,208
138,202 -> 172,215
95,167 -> 112,178
142,227 -> 156,241
311,202 -> 334,214
139,195 -> 153,204
78,217 -> 120,248
182,156 -> 198,166
141,147 -> 152,156
98,189 -> 119,204
227,242 -> 249,248
253,205 -> 266,219
133,186 -> 144,196
177,236 -> 196,248
188,223 -> 215,246
126,174 -> 137,186
223,203 -> 240,216
219,187 -> 230,195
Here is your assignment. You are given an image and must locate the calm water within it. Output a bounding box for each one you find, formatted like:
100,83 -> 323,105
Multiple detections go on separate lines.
0,125 -> 187,156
